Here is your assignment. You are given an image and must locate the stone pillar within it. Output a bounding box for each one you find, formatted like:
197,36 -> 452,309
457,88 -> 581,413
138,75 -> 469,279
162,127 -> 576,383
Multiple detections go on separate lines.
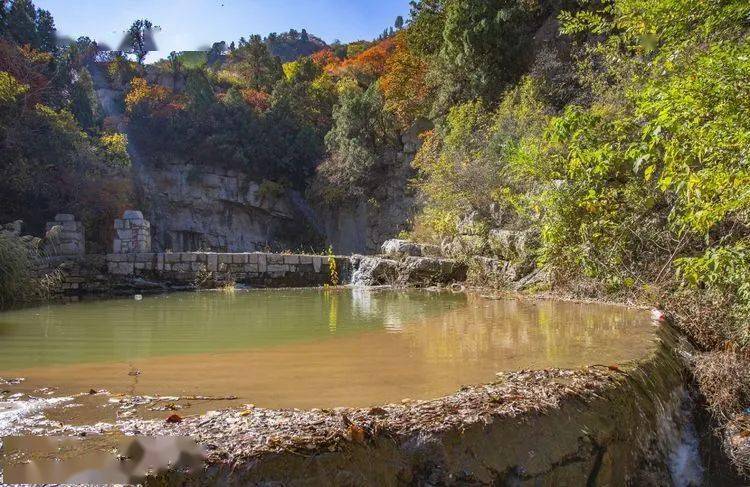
113,210 -> 151,254
44,214 -> 85,255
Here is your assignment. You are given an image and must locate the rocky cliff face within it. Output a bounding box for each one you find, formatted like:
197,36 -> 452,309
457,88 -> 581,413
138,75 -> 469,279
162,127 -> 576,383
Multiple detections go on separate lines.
316,120 -> 430,254
136,161 -> 318,252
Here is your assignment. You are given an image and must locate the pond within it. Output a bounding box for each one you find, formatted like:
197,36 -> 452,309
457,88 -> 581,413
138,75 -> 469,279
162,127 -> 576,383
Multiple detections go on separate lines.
0,288 -> 656,410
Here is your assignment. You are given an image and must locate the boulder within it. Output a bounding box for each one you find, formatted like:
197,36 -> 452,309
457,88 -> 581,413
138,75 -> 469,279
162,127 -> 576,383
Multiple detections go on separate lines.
0,220 -> 23,237
54,213 -> 75,222
381,239 -> 441,258
396,256 -> 467,287
350,255 -> 399,286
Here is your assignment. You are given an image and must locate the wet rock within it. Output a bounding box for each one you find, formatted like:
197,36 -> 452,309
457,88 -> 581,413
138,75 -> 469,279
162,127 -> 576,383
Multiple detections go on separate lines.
396,257 -> 467,287
350,255 -> 399,286
381,239 -> 440,258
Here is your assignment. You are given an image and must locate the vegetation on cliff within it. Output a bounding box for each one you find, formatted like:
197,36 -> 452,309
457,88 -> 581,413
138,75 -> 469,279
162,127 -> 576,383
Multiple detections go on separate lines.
0,1 -> 133,246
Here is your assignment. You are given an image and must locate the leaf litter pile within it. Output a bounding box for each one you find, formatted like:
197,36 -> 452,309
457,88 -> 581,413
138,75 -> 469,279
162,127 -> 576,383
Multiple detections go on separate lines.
110,368 -> 619,463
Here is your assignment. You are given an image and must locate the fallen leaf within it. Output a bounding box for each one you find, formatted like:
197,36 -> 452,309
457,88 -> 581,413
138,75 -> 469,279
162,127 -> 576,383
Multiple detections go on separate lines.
368,407 -> 388,416
347,424 -> 366,444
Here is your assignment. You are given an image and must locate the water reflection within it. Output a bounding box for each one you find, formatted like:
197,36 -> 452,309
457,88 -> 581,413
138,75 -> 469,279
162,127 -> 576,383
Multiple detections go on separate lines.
0,289 -> 655,409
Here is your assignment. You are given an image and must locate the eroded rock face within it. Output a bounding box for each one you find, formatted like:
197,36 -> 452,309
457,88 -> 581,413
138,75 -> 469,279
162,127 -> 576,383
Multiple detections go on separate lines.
136,162 -> 317,252
316,120 -> 432,254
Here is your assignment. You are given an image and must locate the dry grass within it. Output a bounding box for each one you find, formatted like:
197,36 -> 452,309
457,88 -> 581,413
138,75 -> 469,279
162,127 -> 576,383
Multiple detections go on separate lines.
693,351 -> 750,422
0,233 -> 35,309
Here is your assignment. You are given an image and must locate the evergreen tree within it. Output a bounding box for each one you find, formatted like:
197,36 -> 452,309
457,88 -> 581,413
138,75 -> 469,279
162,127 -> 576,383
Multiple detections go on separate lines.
34,8 -> 56,52
395,15 -> 404,30
69,68 -> 101,131
7,0 -> 37,47
0,0 -> 8,37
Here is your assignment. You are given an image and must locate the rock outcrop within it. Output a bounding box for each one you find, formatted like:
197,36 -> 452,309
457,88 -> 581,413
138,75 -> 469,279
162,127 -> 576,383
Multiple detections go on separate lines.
317,120 -> 432,254
351,254 -> 467,288
380,239 -> 440,258
136,161 -> 319,252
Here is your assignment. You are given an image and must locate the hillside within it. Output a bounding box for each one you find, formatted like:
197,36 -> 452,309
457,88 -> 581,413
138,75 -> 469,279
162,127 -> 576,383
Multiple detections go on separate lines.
265,30 -> 328,62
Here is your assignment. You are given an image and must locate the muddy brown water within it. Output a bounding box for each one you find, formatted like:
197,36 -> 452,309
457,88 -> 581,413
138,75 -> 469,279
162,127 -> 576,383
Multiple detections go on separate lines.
0,289 -> 657,416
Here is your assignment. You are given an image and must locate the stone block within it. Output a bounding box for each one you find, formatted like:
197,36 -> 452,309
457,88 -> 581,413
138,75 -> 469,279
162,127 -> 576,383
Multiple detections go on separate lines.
55,214 -> 75,222
232,254 -> 248,264
247,253 -> 259,264
191,262 -> 205,272
244,263 -> 259,273
123,210 -> 144,220
218,254 -> 233,264
267,264 -> 287,274
61,221 -> 79,232
113,240 -> 122,253
257,254 -> 267,273
313,256 -> 323,273
195,253 -> 208,263
165,253 -> 181,263
117,262 -> 134,275
267,254 -> 284,264
180,252 -> 198,262
300,255 -> 313,264
284,255 -> 300,265
117,229 -> 133,240
207,254 -> 219,272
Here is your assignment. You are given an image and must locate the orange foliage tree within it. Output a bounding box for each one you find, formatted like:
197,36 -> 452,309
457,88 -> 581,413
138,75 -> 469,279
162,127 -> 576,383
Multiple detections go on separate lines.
380,32 -> 431,129
337,37 -> 396,83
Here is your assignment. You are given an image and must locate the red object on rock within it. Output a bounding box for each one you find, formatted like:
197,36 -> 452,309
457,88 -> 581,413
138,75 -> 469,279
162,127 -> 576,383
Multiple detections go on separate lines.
166,414 -> 183,423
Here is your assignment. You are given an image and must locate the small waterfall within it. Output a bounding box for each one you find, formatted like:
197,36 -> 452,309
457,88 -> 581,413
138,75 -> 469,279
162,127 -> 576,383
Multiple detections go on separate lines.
657,389 -> 705,486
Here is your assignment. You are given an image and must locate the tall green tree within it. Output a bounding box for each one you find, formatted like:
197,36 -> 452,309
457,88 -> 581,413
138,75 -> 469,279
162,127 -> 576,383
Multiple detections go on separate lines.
0,0 -> 8,37
7,0 -> 37,47
439,0 -> 541,105
34,7 -> 55,51
69,68 -> 101,131
120,19 -> 158,65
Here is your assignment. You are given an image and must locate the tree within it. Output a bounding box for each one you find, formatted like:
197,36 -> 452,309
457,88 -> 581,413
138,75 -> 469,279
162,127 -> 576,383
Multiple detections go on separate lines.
34,8 -> 55,52
395,15 -> 405,30
406,0 -> 446,56
184,69 -> 214,112
7,0 -> 37,47
69,68 -> 101,131
232,35 -> 283,91
167,51 -> 182,87
0,0 -> 8,37
438,0 -> 541,105
301,29 -> 309,42
119,19 -> 158,65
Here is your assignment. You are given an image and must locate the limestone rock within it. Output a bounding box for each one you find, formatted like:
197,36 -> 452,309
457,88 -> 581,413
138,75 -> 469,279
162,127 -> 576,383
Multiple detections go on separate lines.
396,257 -> 467,287
350,255 -> 399,286
381,239 -> 440,258
488,228 -> 540,261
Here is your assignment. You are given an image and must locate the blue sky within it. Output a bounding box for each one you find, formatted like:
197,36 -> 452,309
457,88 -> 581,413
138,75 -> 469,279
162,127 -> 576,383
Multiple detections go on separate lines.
35,0 -> 411,60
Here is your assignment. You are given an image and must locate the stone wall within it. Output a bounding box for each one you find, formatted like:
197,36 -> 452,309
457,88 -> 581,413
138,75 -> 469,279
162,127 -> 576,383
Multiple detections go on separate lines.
41,252 -> 352,295
43,214 -> 85,256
